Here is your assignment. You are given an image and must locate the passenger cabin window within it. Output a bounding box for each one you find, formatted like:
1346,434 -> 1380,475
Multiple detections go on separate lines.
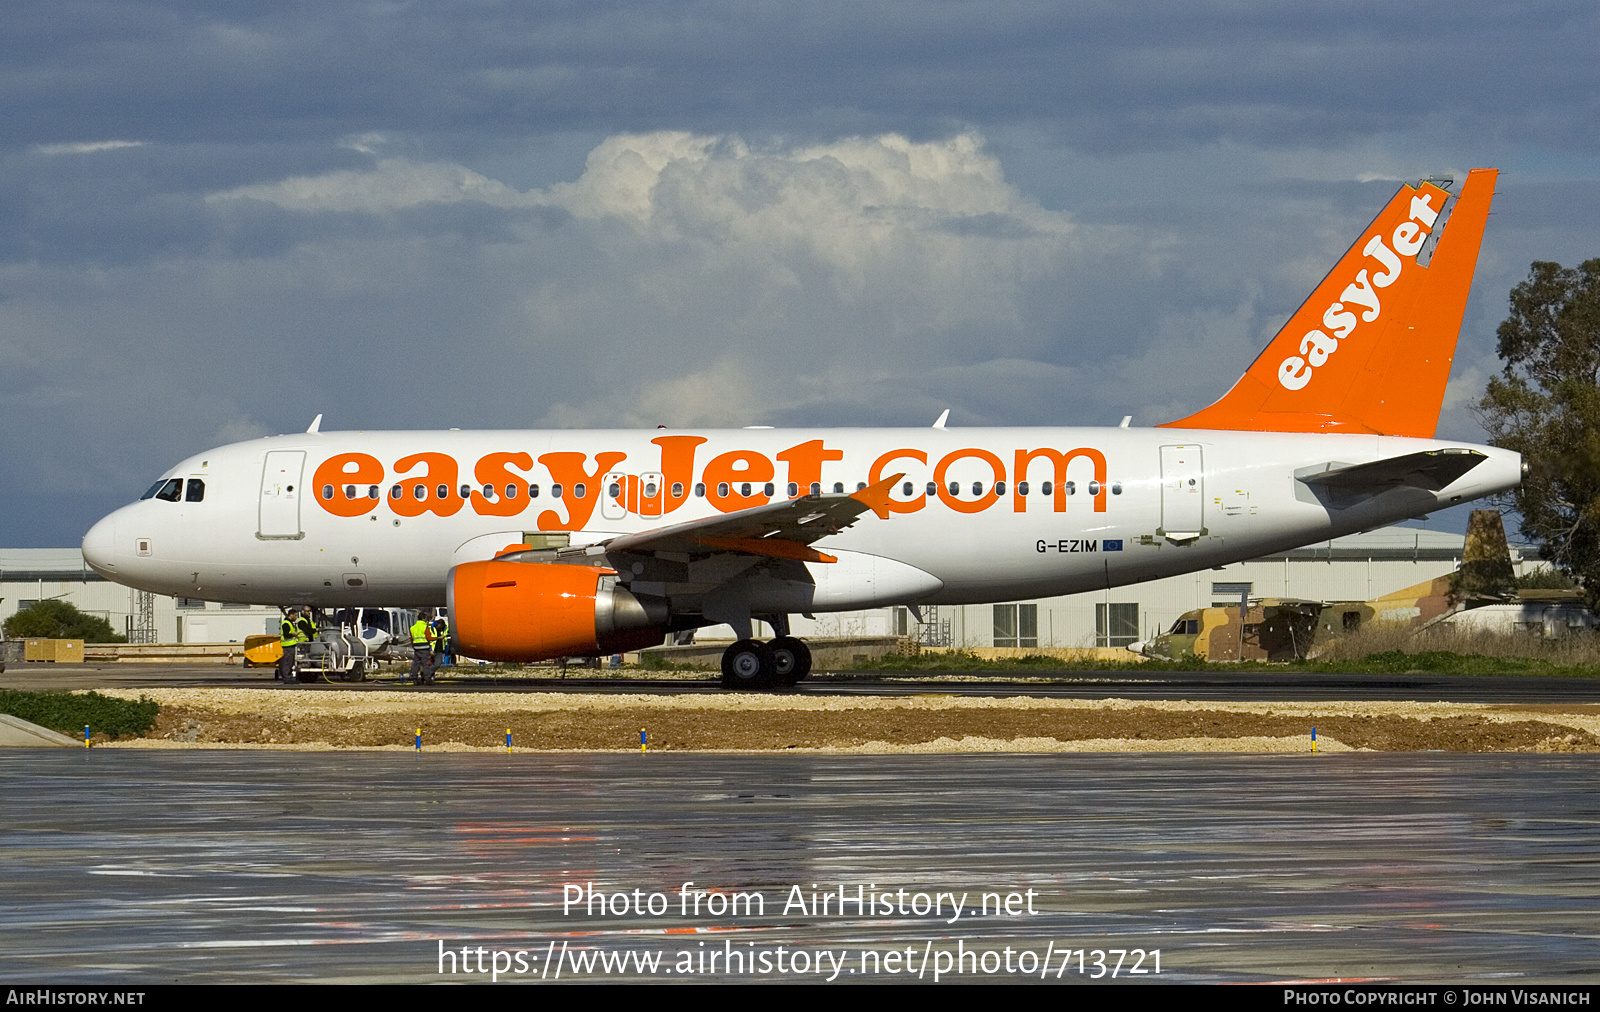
436,484 -> 449,499
694,483 -> 705,497
809,482 -> 821,495
504,484 -> 518,499
1017,481 -> 1029,496
1111,482 -> 1123,495
185,479 -> 205,502
322,485 -> 335,500
551,483 -> 563,499
833,483 -> 844,493
1041,481 -> 1052,496
529,484 -> 540,498
391,485 -> 403,499
673,482 -> 684,497
763,483 -> 775,496
152,478 -> 182,502
574,483 -> 586,498
787,482 -> 798,497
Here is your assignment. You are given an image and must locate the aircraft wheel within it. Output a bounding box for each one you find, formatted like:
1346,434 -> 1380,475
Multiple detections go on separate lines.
769,637 -> 811,686
721,639 -> 776,690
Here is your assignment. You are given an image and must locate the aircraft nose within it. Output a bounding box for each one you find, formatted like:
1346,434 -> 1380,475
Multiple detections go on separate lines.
82,513 -> 119,576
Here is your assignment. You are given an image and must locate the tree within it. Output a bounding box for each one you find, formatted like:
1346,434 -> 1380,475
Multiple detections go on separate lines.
2,600 -> 126,642
1479,258 -> 1600,599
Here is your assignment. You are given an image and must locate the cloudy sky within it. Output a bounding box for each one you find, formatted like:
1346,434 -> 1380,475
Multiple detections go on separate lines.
4,1 -> 1598,546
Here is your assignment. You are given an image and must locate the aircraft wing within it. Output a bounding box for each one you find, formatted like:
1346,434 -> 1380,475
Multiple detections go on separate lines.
598,472 -> 905,564
1300,449 -> 1487,492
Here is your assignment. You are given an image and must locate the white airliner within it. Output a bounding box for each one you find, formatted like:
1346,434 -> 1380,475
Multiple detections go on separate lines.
82,169 -> 1519,688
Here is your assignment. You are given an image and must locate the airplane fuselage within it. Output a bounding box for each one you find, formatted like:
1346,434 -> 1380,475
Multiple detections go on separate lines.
81,427 -> 1522,612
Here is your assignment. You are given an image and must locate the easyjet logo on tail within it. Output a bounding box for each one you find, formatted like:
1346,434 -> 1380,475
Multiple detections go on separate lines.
1277,191 -> 1441,391
310,438 -> 1111,526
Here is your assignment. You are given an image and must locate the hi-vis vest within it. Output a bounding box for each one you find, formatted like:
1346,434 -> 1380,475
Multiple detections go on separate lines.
433,619 -> 449,650
280,617 -> 302,647
411,619 -> 432,649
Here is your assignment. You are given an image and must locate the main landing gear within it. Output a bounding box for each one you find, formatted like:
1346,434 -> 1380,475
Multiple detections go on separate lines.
720,637 -> 812,691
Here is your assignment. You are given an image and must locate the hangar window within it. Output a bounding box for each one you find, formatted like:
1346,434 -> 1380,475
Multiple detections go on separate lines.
551,483 -> 563,499
694,483 -> 706,497
1017,481 -> 1029,496
1096,603 -> 1139,648
151,478 -> 182,502
322,485 -> 335,500
437,484 -> 449,499
573,483 -> 586,498
175,597 -> 206,610
993,604 -> 1038,648
186,479 -> 206,502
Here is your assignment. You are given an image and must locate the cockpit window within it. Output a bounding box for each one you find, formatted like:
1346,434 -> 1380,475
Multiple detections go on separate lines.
185,479 -> 205,502
150,478 -> 183,502
140,481 -> 165,500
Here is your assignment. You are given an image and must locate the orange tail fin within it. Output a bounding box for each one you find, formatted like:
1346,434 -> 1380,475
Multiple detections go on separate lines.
1160,168 -> 1497,437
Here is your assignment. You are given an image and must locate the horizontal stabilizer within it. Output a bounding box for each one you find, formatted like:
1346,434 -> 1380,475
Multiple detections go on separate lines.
1300,449 -> 1487,492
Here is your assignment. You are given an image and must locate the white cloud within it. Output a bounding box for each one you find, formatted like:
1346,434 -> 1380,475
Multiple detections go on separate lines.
31,140 -> 147,156
207,157 -> 535,212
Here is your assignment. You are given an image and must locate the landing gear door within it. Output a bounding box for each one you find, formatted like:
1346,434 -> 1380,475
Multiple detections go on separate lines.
1159,444 -> 1204,541
259,450 -> 306,539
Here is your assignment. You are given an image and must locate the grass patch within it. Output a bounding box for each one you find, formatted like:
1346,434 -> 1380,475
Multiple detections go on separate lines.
0,690 -> 160,739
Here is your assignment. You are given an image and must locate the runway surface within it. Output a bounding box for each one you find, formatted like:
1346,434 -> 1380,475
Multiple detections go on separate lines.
4,662 -> 1599,702
2,750 -> 1598,983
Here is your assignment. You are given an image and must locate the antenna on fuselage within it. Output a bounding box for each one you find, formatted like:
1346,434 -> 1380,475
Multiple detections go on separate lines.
932,409 -> 949,429
306,414 -> 323,434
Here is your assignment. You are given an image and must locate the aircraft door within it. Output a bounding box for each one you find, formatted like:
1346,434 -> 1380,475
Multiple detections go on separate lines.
259,451 -> 306,539
1159,444 -> 1204,541
600,472 -> 628,521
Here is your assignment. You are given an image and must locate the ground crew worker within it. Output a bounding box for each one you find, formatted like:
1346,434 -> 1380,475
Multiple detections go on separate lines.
278,608 -> 303,682
409,613 -> 434,685
431,614 -> 451,672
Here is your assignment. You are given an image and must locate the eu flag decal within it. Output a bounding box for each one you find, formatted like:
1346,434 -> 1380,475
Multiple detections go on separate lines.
1102,539 -> 1124,551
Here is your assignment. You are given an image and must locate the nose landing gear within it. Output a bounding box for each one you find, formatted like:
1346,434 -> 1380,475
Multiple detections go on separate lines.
720,636 -> 812,691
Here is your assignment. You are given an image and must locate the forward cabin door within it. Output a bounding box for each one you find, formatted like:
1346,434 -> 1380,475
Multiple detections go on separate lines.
1159,444 -> 1204,541
259,451 -> 306,539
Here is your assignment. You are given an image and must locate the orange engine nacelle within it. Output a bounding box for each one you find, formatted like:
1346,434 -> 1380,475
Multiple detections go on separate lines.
449,560 -> 670,662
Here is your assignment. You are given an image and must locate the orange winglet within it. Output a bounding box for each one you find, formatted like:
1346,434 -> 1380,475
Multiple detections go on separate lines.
850,472 -> 906,519
1161,169 -> 1497,437
692,536 -> 838,563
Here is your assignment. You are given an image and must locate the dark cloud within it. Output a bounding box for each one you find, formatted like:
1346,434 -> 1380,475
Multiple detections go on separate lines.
1,2 -> 1598,545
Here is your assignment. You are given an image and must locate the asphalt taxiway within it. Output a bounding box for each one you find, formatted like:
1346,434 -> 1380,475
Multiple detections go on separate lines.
4,662 -> 1600,703
2,750 -> 1597,983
